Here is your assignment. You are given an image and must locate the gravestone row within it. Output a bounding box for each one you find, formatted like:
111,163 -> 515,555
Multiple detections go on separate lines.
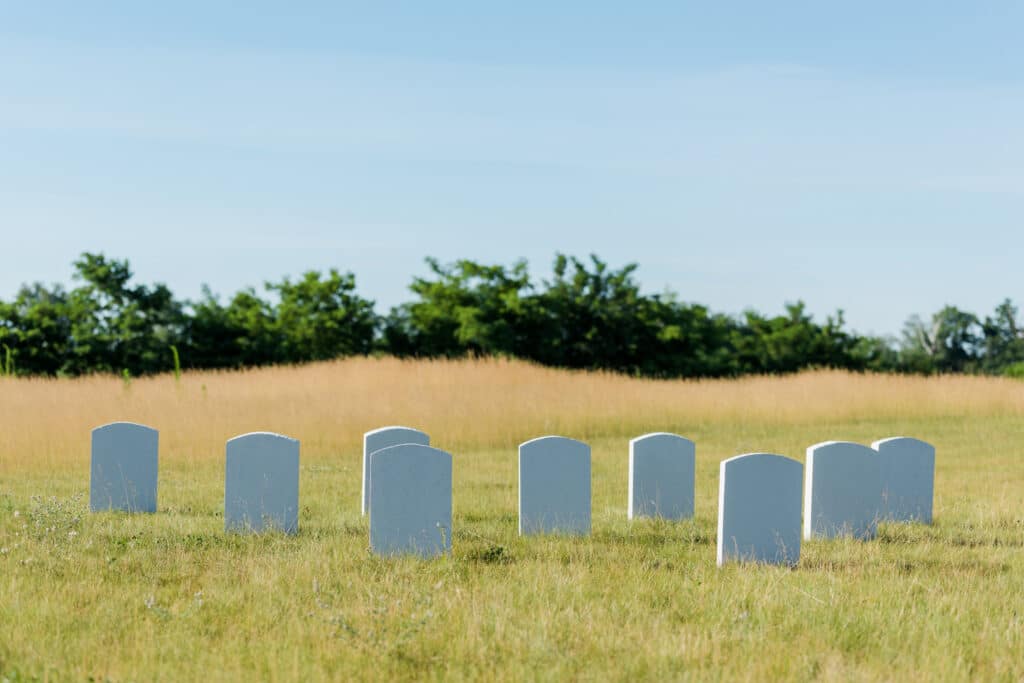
88,423 -> 935,563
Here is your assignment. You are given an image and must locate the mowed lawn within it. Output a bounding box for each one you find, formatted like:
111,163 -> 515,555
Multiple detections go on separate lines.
1,359 -> 1023,681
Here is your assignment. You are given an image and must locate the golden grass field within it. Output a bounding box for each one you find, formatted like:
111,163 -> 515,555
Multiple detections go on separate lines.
2,358 -> 1023,681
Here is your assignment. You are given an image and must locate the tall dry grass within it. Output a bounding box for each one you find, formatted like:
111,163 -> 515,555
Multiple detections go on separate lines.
2,356 -> 1023,471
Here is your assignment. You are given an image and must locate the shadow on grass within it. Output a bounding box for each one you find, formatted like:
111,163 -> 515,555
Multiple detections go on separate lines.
798,556 -> 873,572
593,519 -> 714,548
158,505 -> 222,518
461,543 -> 514,565
878,521 -> 1024,549
459,512 -> 517,525
890,558 -> 1011,576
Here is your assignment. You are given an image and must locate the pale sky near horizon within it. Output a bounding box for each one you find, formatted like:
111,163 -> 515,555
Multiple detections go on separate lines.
2,2 -> 1022,337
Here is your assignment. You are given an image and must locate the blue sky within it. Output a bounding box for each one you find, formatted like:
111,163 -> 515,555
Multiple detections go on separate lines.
2,2 -> 1022,336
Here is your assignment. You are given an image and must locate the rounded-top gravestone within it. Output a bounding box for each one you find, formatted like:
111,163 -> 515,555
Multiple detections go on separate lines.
518,436 -> 591,536
225,431 -> 300,534
872,436 -> 935,524
369,443 -> 452,558
804,441 -> 881,540
717,452 -> 803,566
629,432 -> 695,520
90,421 -> 159,513
362,426 -> 430,515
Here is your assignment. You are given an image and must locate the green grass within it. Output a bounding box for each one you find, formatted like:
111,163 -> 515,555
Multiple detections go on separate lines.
2,415 -> 1023,681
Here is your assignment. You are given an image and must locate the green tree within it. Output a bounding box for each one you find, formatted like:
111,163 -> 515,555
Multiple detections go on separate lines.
381,258 -> 532,358
640,296 -> 738,377
183,286 -> 279,369
8,249 -> 1024,380
730,302 -> 857,374
980,299 -> 1024,374
0,283 -> 74,375
899,306 -> 982,374
850,335 -> 901,372
269,269 -> 376,361
530,254 -> 658,373
64,253 -> 185,375
0,254 -> 185,376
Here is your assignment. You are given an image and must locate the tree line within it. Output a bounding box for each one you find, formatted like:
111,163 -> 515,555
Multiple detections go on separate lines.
1,252 -> 1022,379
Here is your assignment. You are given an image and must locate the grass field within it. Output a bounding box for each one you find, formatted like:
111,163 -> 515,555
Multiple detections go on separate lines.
2,358 -> 1023,681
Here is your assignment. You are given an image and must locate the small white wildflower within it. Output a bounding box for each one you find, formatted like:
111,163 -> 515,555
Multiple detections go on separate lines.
0,547 -> 8,554
144,595 -> 156,609
68,531 -> 78,539
12,510 -> 18,517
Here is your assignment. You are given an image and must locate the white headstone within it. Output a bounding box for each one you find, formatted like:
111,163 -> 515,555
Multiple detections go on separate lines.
225,432 -> 299,534
717,453 -> 803,566
872,436 -> 935,524
518,436 -> 591,536
803,441 -> 881,540
369,443 -> 452,558
629,432 -> 695,520
90,422 -> 159,513
362,426 -> 430,515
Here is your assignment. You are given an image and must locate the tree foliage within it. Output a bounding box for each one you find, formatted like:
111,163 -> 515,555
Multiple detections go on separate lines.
2,252 -> 1022,379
